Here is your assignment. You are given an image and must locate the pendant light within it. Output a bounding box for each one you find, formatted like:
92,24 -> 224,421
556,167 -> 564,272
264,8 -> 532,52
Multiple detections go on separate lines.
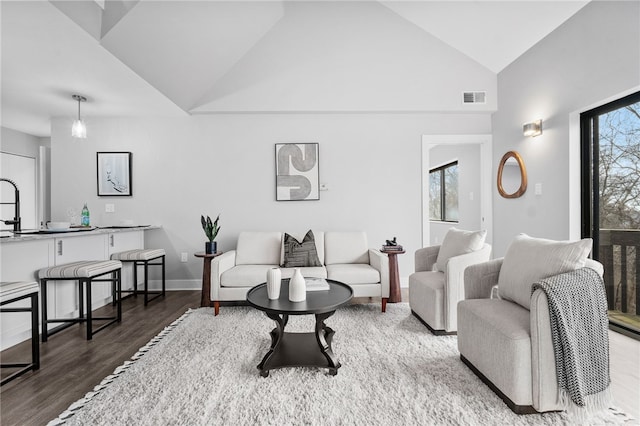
71,94 -> 87,138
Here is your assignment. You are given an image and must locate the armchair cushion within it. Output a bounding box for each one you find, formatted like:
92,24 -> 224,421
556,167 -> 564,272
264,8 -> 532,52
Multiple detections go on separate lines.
498,234 -> 592,309
436,228 -> 487,272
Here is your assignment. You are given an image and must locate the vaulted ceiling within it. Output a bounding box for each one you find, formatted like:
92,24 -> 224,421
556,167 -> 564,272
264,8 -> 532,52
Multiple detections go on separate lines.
1,1 -> 589,137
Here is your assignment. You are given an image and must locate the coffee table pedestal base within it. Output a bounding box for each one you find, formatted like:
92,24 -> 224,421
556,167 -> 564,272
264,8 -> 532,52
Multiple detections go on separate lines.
258,312 -> 341,377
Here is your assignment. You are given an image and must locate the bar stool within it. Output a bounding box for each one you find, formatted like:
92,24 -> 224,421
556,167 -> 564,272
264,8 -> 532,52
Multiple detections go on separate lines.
39,260 -> 122,341
0,281 -> 40,385
110,249 -> 165,306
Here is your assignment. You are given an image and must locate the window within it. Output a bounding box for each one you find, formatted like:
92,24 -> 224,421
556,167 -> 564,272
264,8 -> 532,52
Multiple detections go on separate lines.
429,161 -> 458,222
581,90 -> 640,338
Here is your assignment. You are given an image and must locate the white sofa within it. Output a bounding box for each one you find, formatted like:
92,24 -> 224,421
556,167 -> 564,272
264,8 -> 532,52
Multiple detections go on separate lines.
210,231 -> 389,315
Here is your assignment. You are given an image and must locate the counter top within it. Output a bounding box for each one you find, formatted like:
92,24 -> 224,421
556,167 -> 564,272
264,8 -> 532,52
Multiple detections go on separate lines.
0,225 -> 161,243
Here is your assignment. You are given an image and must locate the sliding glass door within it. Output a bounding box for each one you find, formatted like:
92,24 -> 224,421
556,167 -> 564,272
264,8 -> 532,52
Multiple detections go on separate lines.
581,91 -> 640,337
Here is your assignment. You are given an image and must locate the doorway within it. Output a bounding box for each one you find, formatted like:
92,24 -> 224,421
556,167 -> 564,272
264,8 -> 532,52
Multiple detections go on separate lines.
421,135 -> 492,247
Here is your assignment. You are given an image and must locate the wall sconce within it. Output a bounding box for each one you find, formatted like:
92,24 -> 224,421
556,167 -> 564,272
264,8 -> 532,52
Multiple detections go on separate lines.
523,119 -> 542,137
71,94 -> 87,139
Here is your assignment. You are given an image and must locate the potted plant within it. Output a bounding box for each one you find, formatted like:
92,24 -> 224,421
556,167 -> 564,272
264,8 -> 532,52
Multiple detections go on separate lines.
201,214 -> 220,254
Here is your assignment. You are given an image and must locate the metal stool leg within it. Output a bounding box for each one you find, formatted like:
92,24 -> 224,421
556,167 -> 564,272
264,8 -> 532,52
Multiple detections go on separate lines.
143,260 -> 149,306
116,269 -> 122,322
31,292 -> 40,369
85,279 -> 93,340
133,261 -> 138,298
161,255 -> 166,297
41,279 -> 48,343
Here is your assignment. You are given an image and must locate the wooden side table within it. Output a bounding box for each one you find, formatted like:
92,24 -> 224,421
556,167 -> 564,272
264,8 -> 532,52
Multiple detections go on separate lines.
381,249 -> 405,304
194,252 -> 223,309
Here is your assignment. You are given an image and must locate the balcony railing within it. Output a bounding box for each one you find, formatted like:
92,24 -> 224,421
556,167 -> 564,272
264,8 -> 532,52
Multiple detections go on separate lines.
599,229 -> 639,317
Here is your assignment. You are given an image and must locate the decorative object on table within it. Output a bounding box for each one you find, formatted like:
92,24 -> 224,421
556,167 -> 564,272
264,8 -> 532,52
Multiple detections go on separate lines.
288,268 -> 306,302
305,277 -> 330,292
381,237 -> 403,252
275,143 -> 319,201
200,214 -> 220,254
266,268 -> 282,300
97,152 -> 132,196
81,203 -> 90,226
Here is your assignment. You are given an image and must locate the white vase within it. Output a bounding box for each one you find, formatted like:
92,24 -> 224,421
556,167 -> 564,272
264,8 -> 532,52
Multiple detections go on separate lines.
266,268 -> 282,300
289,268 -> 306,302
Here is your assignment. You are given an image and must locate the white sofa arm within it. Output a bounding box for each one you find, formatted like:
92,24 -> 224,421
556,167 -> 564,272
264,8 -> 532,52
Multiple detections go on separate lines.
369,249 -> 390,298
444,244 -> 492,332
210,250 -> 237,301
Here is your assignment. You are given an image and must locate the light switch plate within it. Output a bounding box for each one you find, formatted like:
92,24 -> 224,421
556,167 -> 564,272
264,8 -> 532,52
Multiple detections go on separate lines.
180,252 -> 188,262
105,203 -> 115,213
535,183 -> 542,196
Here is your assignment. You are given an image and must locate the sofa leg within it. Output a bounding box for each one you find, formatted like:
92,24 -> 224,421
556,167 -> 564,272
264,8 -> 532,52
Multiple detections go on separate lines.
381,298 -> 387,313
213,301 -> 220,316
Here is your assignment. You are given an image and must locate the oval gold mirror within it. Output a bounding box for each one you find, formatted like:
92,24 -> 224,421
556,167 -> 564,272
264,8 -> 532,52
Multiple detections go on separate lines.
497,151 -> 527,198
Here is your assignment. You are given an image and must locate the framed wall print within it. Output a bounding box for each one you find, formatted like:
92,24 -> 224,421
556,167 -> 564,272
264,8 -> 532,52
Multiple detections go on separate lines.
97,152 -> 132,196
275,143 -> 319,201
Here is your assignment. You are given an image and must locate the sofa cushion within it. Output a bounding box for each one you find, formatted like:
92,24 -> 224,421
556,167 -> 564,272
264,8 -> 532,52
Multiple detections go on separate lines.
498,234 -> 592,309
221,265 -> 327,288
324,231 -> 369,265
281,230 -> 325,265
235,232 -> 282,265
281,230 -> 322,268
220,265 -> 276,287
436,228 -> 487,272
326,264 -> 380,284
281,267 -> 327,279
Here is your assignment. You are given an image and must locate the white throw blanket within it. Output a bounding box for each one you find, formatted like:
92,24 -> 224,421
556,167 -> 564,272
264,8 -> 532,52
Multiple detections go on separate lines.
532,267 -> 611,420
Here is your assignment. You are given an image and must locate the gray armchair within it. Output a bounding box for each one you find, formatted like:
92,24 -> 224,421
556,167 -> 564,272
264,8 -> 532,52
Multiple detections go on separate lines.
409,243 -> 492,334
457,256 -> 604,413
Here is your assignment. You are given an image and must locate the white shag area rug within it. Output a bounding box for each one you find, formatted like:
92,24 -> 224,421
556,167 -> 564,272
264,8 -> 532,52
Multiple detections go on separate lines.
50,303 -> 634,426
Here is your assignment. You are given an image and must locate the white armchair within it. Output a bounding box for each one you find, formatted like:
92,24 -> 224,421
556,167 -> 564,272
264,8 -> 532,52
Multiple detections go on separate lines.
457,234 -> 601,413
409,228 -> 491,334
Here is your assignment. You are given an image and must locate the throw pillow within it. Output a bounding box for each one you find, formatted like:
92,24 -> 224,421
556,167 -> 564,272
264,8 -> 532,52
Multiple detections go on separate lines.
498,233 -> 593,309
436,228 -> 487,272
281,230 -> 323,268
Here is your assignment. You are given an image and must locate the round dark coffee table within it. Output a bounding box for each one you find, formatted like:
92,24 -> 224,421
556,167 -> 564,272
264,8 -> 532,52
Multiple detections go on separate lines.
246,279 -> 353,377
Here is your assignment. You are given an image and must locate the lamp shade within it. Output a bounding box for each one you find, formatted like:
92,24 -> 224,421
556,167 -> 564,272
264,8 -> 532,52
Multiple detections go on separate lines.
523,119 -> 542,137
71,94 -> 87,139
72,119 -> 86,138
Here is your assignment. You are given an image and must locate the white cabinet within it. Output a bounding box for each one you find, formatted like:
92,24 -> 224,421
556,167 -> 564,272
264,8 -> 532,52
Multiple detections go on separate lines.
53,234 -> 108,316
0,239 -> 54,350
107,230 -> 144,292
0,228 -> 151,351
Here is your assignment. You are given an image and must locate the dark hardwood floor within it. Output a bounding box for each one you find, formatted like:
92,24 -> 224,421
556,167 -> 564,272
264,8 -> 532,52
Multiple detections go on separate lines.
0,290 -> 200,426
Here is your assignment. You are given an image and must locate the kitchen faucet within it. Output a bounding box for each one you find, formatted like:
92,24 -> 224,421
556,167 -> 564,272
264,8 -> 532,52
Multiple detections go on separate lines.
0,178 -> 21,232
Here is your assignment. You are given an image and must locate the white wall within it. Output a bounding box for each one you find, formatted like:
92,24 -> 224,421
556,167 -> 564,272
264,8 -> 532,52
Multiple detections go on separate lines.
491,1 -> 640,256
429,143 -> 481,245
50,113 -> 491,286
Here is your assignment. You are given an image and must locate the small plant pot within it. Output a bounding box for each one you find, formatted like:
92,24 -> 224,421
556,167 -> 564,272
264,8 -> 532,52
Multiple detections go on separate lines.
205,241 -> 217,254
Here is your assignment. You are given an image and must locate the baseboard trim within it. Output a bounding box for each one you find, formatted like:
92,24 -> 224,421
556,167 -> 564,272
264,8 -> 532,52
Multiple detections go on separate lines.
459,355 -> 538,415
411,310 -> 456,336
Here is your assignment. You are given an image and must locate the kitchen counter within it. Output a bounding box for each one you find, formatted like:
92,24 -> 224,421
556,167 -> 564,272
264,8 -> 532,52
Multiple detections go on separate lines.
0,225 -> 161,243
1,225 -> 161,351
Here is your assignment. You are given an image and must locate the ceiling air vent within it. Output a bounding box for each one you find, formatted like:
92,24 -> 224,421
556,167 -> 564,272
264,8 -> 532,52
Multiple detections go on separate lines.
463,91 -> 486,104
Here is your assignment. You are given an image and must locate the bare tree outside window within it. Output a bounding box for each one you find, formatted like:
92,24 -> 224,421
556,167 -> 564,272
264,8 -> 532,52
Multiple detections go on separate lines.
585,95 -> 640,335
429,161 -> 458,222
